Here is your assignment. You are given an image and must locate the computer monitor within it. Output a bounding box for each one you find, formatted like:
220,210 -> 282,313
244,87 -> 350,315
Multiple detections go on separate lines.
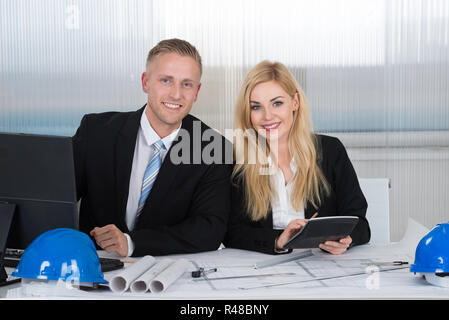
0,202 -> 17,285
0,132 -> 78,250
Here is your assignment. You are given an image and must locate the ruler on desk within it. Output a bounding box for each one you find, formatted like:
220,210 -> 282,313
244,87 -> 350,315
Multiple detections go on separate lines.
193,272 -> 296,282
254,250 -> 313,269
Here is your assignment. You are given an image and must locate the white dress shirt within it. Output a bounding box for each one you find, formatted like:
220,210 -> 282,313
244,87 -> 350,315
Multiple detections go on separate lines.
124,107 -> 180,256
271,159 -> 305,230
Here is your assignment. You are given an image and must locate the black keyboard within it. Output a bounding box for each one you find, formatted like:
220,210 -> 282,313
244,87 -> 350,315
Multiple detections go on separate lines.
2,250 -> 124,273
1,258 -> 20,268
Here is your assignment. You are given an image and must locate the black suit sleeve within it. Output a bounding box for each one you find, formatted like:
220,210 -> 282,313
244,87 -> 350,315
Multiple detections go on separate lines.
129,163 -> 232,256
72,115 -> 89,202
325,137 -> 371,246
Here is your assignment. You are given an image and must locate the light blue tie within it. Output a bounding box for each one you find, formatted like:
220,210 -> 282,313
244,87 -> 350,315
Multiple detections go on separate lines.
136,140 -> 165,216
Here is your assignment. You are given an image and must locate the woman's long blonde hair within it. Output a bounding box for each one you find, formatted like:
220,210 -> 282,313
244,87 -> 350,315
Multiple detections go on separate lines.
233,60 -> 330,221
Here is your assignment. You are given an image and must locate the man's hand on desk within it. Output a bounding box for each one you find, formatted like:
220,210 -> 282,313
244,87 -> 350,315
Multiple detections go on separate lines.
319,236 -> 352,255
90,224 -> 128,257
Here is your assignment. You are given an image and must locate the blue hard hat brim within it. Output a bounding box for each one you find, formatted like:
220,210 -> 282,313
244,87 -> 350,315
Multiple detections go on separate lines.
12,260 -> 109,284
410,264 -> 446,274
12,228 -> 108,285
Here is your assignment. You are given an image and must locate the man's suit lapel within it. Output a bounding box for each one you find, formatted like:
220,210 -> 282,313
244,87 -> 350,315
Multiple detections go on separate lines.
135,115 -> 194,227
138,148 -> 182,220
115,106 -> 145,232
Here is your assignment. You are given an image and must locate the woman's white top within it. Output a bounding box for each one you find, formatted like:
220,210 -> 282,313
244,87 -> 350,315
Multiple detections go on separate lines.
271,159 -> 305,230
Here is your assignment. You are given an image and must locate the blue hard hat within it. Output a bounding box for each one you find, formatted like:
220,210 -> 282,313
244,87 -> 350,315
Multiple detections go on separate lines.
410,223 -> 449,274
13,228 -> 107,284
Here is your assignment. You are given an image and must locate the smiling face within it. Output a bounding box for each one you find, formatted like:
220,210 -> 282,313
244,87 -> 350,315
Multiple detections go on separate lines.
249,80 -> 299,145
142,52 -> 202,137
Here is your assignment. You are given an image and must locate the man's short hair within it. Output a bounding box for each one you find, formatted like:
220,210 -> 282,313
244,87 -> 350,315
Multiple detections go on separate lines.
146,38 -> 202,76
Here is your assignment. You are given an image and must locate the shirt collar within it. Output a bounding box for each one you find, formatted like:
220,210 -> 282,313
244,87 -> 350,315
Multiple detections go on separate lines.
270,156 -> 298,173
140,107 -> 181,150
270,157 -> 298,187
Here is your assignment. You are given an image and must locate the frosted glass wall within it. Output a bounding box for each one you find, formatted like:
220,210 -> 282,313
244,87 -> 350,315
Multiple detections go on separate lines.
1,0 -> 448,239
1,0 -> 448,136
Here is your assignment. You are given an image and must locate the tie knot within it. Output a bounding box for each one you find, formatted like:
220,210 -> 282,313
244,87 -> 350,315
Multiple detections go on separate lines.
152,140 -> 165,153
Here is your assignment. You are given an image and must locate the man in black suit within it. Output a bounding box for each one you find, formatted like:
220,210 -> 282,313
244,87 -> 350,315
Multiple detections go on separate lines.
73,39 -> 232,257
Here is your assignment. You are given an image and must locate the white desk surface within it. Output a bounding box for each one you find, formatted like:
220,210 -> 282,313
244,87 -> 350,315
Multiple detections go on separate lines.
2,219 -> 448,300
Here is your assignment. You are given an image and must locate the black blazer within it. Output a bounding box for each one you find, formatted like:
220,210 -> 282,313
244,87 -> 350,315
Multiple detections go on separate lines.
223,134 -> 371,254
73,106 -> 232,256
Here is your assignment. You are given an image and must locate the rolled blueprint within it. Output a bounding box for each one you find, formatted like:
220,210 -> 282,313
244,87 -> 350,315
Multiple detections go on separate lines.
130,259 -> 174,293
149,258 -> 190,293
109,255 -> 156,293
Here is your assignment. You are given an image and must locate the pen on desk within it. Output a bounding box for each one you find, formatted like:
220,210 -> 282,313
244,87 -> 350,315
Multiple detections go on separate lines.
191,268 -> 218,278
121,260 -> 136,264
361,261 -> 409,266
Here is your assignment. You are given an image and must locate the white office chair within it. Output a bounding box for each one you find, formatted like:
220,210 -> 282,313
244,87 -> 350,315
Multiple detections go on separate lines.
358,178 -> 390,245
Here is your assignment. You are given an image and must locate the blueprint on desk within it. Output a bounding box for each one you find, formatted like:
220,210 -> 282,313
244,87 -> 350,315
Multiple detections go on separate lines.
6,218 -> 446,299
181,249 -> 411,292
160,218 -> 436,298
181,218 -> 428,292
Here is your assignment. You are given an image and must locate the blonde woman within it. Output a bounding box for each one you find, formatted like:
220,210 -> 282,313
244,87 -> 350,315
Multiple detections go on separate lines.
223,61 -> 370,255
